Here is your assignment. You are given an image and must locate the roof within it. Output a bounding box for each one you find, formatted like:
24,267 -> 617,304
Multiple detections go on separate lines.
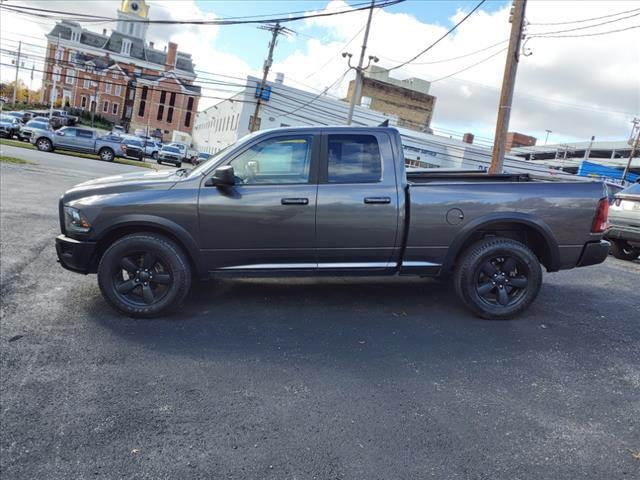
47,21 -> 195,73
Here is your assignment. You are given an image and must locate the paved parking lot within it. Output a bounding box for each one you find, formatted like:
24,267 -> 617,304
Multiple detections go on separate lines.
1,148 -> 639,479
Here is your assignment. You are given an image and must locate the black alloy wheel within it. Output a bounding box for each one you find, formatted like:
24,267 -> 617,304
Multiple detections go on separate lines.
453,237 -> 542,319
475,255 -> 529,307
97,233 -> 192,317
113,251 -> 172,306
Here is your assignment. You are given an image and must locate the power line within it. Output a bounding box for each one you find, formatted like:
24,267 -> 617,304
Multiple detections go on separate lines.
385,0 -> 487,71
429,47 -> 507,83
528,6 -> 640,26
529,24 -> 640,38
528,10 -> 640,36
0,1 -> 405,26
378,39 -> 508,65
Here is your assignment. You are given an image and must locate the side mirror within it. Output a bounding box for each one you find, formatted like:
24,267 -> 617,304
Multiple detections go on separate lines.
206,165 -> 235,187
56,131 -> 65,136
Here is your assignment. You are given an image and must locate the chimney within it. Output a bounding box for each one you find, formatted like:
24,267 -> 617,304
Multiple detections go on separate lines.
165,42 -> 177,70
462,133 -> 474,144
275,72 -> 284,84
149,41 -> 154,49
102,28 -> 107,35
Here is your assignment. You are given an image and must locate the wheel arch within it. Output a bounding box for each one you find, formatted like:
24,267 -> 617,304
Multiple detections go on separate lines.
90,216 -> 206,279
442,212 -> 561,275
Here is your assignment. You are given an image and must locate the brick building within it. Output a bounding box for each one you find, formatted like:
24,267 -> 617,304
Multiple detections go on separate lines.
345,66 -> 436,132
41,0 -> 200,141
506,132 -> 537,151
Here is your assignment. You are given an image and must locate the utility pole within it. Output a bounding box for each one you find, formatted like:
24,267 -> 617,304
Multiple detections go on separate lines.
584,135 -> 595,160
622,118 -> 640,183
544,129 -> 551,145
49,34 -> 61,119
12,41 -> 22,105
250,23 -> 287,132
489,0 -> 527,173
346,0 -> 376,125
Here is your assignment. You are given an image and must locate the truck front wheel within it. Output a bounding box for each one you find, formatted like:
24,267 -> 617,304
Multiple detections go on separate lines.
97,233 -> 192,318
609,239 -> 639,260
453,237 -> 542,320
36,137 -> 53,152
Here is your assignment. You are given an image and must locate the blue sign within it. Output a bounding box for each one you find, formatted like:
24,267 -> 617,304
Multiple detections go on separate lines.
254,85 -> 271,101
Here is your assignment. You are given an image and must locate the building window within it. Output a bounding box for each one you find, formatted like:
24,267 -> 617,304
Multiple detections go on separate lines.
121,39 -> 132,56
138,86 -> 148,117
187,96 -> 194,111
80,95 -> 87,108
184,111 -> 192,128
83,78 -> 90,89
52,66 -> 61,82
112,72 -> 118,80
105,82 -> 111,94
157,105 -> 164,121
129,88 -> 135,100
103,100 -> 109,113
54,47 -> 64,61
112,103 -> 119,115
361,96 -> 372,108
166,107 -> 173,123
159,90 -> 167,104
71,29 -> 81,43
65,69 -> 75,85
169,92 -> 176,106
114,85 -> 122,96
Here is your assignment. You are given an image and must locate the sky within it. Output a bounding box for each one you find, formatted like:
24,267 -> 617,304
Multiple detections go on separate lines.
1,0 -> 639,145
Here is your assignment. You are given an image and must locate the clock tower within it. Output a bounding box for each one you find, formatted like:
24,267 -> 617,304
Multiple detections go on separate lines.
116,0 -> 150,40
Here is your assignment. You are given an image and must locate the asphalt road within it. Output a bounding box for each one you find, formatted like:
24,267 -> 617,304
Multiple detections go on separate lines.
1,149 -> 639,479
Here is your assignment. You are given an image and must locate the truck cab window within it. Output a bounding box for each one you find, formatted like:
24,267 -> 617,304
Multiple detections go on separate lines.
230,135 -> 312,185
327,134 -> 381,183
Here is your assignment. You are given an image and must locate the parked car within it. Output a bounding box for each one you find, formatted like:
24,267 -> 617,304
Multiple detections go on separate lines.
0,114 -> 22,138
54,126 -> 611,319
4,111 -> 27,125
193,152 -> 212,166
112,125 -> 125,135
32,126 -> 126,162
18,119 -> 52,142
157,145 -> 183,167
605,183 -> 640,260
49,109 -> 78,128
168,142 -> 198,163
142,140 -> 163,160
122,137 -> 145,161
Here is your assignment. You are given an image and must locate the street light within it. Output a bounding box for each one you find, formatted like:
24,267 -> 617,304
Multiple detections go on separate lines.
544,129 -> 552,145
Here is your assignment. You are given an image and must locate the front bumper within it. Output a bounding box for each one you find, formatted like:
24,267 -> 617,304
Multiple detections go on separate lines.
576,240 -> 610,267
55,234 -> 97,274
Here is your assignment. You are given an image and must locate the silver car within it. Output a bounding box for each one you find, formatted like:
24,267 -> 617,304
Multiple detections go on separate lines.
605,183 -> 640,260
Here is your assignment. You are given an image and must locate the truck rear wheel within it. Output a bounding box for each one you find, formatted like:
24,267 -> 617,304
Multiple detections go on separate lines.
97,233 -> 192,318
98,147 -> 115,162
453,237 -> 542,320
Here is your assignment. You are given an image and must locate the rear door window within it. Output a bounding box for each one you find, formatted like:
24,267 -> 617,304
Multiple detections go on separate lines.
327,134 -> 382,183
76,129 -> 94,139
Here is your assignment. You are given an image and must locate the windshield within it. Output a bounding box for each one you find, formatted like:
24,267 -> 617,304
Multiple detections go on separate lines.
162,146 -> 180,153
26,121 -> 49,129
1,115 -> 14,122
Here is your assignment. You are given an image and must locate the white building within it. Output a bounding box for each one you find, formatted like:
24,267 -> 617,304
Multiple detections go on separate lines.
193,74 -> 572,178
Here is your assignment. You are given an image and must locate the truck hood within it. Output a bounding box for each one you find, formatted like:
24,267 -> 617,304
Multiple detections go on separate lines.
63,169 -> 181,202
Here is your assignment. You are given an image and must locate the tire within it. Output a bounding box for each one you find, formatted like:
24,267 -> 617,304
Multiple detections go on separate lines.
36,137 -> 53,152
610,240 -> 639,261
98,147 -> 115,162
176,162 -> 182,168
453,237 -> 542,320
151,151 -> 159,160
97,233 -> 192,318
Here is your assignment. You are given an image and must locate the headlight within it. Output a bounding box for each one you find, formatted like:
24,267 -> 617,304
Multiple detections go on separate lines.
64,206 -> 91,233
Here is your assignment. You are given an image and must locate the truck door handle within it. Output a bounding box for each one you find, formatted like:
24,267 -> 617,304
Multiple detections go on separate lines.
281,197 -> 309,205
364,196 -> 391,204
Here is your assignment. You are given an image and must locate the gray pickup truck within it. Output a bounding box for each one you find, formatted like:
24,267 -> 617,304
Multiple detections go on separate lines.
33,126 -> 126,162
55,127 -> 610,319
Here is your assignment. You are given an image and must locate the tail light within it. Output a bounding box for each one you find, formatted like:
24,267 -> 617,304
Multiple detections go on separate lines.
591,197 -> 609,233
